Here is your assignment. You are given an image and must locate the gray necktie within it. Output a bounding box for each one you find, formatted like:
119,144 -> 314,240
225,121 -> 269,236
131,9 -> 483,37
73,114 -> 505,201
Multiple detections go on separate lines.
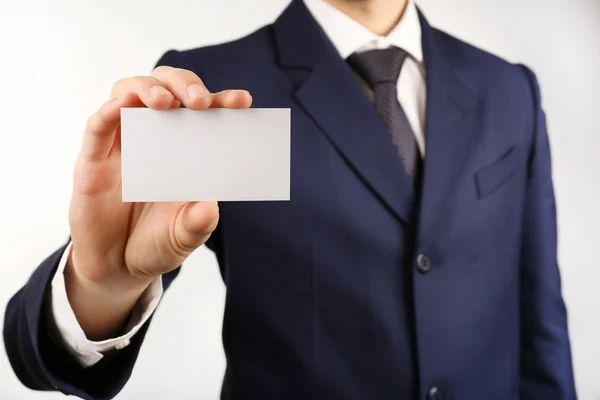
348,47 -> 421,179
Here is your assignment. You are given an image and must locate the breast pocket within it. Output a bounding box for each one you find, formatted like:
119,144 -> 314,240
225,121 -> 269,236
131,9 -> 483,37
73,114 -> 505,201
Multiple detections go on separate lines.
474,146 -> 519,198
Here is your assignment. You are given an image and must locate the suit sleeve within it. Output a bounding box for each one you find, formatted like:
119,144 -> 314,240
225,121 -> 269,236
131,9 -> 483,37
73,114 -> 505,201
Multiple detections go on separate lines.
2,49 -> 195,400
517,65 -> 577,400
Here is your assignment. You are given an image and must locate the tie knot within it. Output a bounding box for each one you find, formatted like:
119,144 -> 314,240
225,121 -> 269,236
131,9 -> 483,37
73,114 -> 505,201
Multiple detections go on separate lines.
348,47 -> 408,88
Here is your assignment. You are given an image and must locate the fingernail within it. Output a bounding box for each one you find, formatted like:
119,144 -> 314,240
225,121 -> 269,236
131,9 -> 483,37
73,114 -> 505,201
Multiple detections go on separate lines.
188,84 -> 209,99
149,86 -> 170,97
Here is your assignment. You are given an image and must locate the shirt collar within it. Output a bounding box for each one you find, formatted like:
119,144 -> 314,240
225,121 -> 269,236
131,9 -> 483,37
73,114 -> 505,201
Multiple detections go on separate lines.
303,0 -> 423,62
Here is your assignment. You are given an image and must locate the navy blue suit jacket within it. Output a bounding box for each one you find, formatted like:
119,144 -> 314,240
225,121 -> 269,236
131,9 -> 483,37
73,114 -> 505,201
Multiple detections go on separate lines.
4,1 -> 576,399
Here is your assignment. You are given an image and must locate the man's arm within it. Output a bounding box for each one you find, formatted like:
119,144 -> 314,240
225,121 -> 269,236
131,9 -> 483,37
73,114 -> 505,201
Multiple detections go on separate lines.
3,49 -> 227,399
3,242 -> 181,399
517,64 -> 577,399
49,242 -> 164,368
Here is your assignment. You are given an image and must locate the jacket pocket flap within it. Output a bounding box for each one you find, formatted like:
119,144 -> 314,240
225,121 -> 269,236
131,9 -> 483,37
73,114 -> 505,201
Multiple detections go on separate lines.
475,146 -> 519,198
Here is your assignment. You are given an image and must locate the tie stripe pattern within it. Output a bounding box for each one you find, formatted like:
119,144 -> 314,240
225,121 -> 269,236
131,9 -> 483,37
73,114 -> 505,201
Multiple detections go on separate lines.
348,47 -> 421,178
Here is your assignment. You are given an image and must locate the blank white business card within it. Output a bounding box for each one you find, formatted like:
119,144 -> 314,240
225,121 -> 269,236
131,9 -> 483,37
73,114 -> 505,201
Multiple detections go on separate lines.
120,108 -> 290,202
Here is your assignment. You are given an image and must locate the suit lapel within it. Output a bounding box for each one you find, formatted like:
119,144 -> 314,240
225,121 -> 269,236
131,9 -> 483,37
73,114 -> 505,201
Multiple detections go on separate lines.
415,11 -> 480,244
273,1 -> 481,236
273,0 -> 416,226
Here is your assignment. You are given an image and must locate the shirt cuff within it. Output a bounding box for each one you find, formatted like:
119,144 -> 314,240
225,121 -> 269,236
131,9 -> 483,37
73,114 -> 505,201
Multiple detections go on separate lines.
46,241 -> 163,368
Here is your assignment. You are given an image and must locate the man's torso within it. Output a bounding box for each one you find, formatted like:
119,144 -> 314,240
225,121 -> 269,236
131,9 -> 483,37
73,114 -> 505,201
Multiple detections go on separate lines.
160,1 -> 536,398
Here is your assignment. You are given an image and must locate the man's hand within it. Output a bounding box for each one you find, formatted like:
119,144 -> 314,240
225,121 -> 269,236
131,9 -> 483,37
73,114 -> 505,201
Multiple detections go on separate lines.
65,66 -> 252,340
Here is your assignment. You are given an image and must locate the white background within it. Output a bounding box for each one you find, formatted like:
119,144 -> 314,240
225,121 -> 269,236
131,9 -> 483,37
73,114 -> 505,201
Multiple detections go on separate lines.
1,0 -> 599,399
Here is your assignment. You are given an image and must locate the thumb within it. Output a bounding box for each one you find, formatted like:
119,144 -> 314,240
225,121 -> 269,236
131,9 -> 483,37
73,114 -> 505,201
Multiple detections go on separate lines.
174,201 -> 219,254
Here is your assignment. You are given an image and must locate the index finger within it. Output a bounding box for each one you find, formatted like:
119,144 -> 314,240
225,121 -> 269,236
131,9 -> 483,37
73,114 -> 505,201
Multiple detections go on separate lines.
80,94 -> 141,161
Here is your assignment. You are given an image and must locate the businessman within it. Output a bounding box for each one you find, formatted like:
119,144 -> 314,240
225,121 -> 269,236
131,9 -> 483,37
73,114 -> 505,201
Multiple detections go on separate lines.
4,0 -> 576,399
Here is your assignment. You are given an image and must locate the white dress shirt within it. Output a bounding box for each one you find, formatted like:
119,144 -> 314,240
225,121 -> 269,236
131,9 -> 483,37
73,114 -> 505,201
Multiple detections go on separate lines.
48,0 -> 427,368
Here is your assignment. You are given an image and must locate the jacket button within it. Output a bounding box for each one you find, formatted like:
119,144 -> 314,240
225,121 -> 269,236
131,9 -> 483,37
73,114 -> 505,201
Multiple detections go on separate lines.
416,253 -> 431,273
428,386 -> 444,400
